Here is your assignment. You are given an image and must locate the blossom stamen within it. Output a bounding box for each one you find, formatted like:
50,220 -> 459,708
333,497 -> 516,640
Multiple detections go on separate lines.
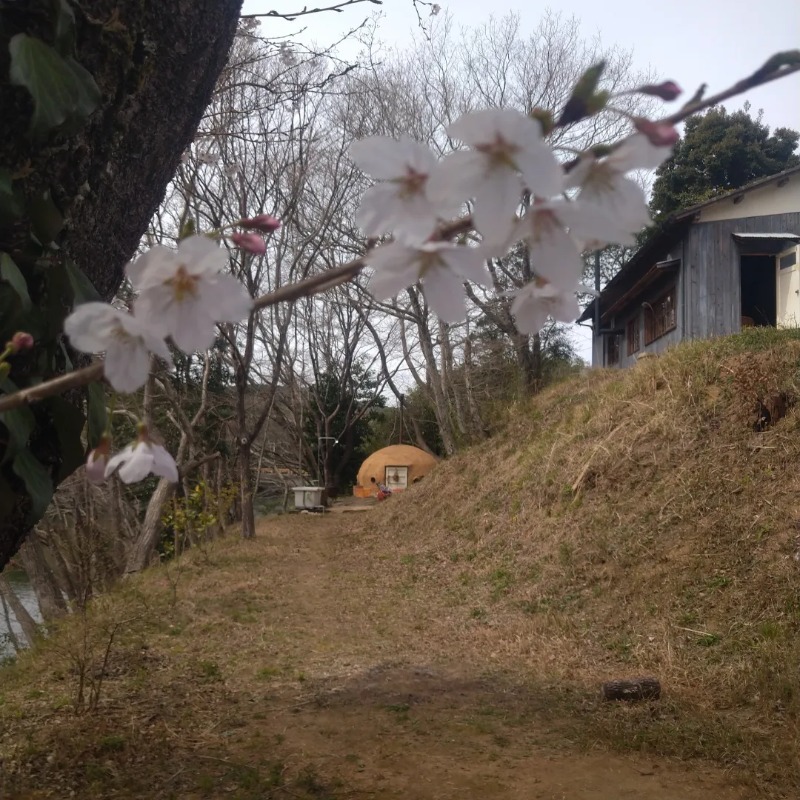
166,264 -> 200,301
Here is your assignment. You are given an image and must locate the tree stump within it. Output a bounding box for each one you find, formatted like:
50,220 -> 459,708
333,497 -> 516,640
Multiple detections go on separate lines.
601,677 -> 661,702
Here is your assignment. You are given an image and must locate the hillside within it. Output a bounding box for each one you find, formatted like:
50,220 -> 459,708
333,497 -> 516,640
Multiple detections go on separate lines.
2,329 -> 800,798
368,327 -> 800,787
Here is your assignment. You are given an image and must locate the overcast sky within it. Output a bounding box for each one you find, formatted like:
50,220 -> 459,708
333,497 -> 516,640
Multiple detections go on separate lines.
243,0 -> 800,363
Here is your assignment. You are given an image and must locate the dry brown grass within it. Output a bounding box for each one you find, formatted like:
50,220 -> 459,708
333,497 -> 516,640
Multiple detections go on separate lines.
2,328 -> 800,798
356,327 -> 800,790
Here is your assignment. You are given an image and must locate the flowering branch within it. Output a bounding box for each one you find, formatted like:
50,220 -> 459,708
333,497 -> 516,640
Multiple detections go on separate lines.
664,53 -> 800,125
0,53 -> 797,432
0,363 -> 103,413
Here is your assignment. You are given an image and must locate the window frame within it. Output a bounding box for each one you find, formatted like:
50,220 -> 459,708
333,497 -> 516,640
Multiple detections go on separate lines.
644,286 -> 677,345
626,315 -> 641,356
606,333 -> 621,366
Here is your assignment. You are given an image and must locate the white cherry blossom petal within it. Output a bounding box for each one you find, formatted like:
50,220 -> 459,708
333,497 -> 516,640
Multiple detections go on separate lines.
105,439 -> 178,484
515,139 -> 564,198
357,183 -> 439,242
438,247 -> 491,287
364,241 -> 486,319
473,171 -> 522,246
350,136 -> 437,180
350,136 -> 452,241
64,303 -> 171,393
171,299 -> 217,354
130,237 -> 252,354
104,338 -> 152,394
199,274 -> 252,322
613,133 -> 673,172
511,279 -> 581,334
426,150 -> 486,209
421,266 -> 466,323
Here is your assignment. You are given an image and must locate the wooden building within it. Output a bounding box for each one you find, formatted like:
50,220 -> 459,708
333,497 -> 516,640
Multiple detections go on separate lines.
579,165 -> 800,367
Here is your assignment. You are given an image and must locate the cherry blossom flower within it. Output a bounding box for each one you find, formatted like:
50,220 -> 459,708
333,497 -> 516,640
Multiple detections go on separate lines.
129,235 -> 252,354
350,136 -> 451,243
64,303 -> 171,393
85,436 -> 111,485
427,109 -> 563,246
566,134 -> 674,247
105,428 -> 178,484
510,277 -> 582,335
365,241 -> 490,323
430,3 -> 441,15
230,232 -> 267,255
513,202 -> 590,293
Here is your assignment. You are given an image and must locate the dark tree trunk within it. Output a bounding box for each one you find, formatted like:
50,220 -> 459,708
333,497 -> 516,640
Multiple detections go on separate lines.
125,477 -> 175,574
0,0 -> 243,570
239,442 -> 256,539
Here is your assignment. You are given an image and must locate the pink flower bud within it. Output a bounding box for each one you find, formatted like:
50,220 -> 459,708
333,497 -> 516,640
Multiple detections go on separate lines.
231,232 -> 267,255
633,118 -> 680,147
86,436 -> 111,485
8,331 -> 34,353
638,81 -> 682,101
239,214 -> 282,233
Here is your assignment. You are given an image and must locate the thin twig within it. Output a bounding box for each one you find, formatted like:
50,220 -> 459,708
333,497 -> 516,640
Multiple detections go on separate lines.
241,0 -> 382,21
663,61 -> 800,125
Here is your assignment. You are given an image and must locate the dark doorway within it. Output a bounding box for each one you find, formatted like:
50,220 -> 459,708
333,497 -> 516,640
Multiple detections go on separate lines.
741,255 -> 776,327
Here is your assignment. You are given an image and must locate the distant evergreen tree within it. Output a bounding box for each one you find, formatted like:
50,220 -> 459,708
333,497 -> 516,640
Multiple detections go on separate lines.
650,104 -> 799,219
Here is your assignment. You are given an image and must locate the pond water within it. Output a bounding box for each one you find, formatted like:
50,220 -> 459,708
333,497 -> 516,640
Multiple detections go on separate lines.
0,569 -> 42,660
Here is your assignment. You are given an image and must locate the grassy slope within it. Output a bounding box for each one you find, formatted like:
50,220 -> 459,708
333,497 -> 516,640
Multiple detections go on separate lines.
2,328 -> 800,798
367,327 -> 800,786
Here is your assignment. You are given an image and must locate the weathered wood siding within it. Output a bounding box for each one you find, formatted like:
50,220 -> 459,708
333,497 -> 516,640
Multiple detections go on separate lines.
611,269 -> 684,368
683,212 -> 800,340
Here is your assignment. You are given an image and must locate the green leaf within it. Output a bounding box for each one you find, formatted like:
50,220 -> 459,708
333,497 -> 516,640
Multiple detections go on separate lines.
53,0 -> 77,55
87,382 -> 107,447
65,259 -> 101,303
0,252 -> 32,310
9,34 -> 101,138
557,61 -> 607,127
29,190 -> 64,244
0,168 -> 22,220
47,397 -> 85,481
0,406 -> 35,462
12,448 -> 53,521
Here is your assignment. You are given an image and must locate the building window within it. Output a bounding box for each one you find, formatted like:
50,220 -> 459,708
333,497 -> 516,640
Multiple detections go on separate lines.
606,334 -> 620,366
626,316 -> 640,356
644,287 -> 677,345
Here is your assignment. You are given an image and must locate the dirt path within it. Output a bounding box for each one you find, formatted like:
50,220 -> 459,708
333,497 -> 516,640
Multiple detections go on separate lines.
225,516 -> 750,800
0,514 -> 759,799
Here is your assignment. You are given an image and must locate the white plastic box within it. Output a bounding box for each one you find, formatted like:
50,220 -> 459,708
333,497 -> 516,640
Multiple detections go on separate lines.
293,486 -> 325,510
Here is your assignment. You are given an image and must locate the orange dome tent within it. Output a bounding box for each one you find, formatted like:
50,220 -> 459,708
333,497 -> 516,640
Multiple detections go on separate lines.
354,444 -> 439,498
